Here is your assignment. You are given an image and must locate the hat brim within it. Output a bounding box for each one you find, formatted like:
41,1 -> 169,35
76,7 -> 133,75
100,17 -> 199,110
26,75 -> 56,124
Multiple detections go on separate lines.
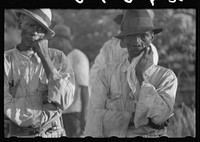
115,27 -> 163,39
13,9 -> 55,39
113,14 -> 123,25
117,28 -> 163,48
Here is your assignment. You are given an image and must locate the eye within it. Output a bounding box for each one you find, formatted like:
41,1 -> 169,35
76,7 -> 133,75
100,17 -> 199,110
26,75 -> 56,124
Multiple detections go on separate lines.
37,26 -> 46,33
28,23 -> 36,28
140,34 -> 147,39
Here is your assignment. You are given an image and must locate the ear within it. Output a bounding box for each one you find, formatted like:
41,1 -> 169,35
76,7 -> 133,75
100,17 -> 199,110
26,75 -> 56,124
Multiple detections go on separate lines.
151,32 -> 154,41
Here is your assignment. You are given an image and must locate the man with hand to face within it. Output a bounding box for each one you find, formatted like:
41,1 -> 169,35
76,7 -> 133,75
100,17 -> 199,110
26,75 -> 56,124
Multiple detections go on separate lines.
4,9 -> 75,137
84,9 -> 178,137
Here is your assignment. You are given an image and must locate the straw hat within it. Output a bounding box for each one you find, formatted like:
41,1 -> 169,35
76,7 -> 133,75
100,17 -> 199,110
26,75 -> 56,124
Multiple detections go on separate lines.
13,9 -> 55,39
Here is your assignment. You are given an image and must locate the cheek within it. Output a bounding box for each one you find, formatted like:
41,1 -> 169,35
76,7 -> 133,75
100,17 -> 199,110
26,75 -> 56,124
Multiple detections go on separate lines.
141,38 -> 151,46
21,26 -> 31,36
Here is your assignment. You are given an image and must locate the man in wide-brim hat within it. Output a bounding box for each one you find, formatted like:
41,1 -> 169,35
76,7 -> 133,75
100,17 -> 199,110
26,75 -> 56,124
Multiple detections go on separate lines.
85,9 -> 178,137
88,9 -> 159,94
4,9 -> 75,137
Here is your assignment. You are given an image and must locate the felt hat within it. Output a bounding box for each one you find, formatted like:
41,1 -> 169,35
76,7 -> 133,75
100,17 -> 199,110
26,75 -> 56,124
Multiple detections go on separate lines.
53,24 -> 73,40
115,9 -> 163,39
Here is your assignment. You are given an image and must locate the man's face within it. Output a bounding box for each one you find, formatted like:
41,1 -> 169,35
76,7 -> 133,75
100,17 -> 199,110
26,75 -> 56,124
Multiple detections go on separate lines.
19,14 -> 47,48
123,31 -> 154,60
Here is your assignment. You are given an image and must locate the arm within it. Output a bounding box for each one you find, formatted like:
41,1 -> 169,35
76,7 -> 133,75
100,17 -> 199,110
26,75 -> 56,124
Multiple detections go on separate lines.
32,39 -> 75,111
72,51 -> 90,132
84,67 -> 131,137
134,69 -> 178,128
45,51 -> 75,111
80,86 -> 89,131
37,50 -> 76,126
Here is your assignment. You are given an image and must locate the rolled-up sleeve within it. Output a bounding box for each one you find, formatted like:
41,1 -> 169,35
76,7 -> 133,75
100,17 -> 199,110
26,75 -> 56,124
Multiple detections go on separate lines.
47,52 -> 75,111
134,69 -> 178,128
85,67 -> 131,137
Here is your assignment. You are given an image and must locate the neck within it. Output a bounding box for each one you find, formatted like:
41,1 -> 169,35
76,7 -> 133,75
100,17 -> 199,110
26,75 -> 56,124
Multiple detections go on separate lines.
17,42 -> 31,51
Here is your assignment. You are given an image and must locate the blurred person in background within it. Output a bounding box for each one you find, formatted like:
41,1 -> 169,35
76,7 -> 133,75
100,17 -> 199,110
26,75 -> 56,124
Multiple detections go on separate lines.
88,9 -> 159,97
4,9 -> 75,138
4,10 -> 21,51
85,9 -> 178,137
49,24 -> 90,137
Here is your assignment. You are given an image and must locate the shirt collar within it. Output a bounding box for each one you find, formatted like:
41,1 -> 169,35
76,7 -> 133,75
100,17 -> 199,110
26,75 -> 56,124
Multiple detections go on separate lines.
122,58 -> 131,72
15,47 -> 41,64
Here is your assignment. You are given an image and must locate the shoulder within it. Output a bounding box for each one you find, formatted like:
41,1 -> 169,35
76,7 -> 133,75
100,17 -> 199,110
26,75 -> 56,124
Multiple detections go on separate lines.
101,37 -> 120,51
48,48 -> 65,57
97,62 -> 120,77
154,65 -> 177,80
4,48 -> 16,60
68,49 -> 89,64
104,37 -> 120,46
48,48 -> 68,63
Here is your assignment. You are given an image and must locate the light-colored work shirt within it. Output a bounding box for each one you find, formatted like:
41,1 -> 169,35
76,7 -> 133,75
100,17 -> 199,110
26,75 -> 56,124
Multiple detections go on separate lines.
85,58 -> 178,137
89,37 -> 158,97
4,47 -> 75,128
63,49 -> 89,113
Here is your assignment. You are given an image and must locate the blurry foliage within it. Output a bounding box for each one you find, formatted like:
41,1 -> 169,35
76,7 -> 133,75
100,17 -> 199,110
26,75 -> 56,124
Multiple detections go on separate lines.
4,9 -> 196,137
167,103 -> 196,137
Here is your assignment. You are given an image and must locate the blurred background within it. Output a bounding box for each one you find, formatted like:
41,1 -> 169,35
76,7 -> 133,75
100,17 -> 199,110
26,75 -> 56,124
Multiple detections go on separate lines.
4,9 -> 196,137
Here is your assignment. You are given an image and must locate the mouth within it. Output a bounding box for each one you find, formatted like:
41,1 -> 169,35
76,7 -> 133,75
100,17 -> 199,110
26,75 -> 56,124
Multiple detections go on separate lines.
128,45 -> 146,57
128,44 -> 145,51
31,35 -> 41,41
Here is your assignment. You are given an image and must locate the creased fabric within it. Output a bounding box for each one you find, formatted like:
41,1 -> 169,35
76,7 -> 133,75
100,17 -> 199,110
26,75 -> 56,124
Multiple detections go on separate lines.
85,58 -> 178,137
89,37 -> 158,98
134,69 -> 178,128
4,47 -> 75,128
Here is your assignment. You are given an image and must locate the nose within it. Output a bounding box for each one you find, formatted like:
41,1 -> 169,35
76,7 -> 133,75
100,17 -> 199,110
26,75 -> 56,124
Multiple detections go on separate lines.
33,31 -> 38,35
131,36 -> 142,43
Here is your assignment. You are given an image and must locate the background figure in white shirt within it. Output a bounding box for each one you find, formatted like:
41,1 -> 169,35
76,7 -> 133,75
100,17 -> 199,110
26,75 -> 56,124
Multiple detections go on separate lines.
49,24 -> 90,137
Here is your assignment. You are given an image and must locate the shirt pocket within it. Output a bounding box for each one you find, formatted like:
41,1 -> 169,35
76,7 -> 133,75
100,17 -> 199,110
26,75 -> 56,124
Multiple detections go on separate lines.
106,93 -> 123,111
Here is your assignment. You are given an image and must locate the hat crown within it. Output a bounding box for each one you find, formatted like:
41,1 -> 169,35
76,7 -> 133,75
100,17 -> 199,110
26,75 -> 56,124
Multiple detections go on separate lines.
53,24 -> 73,40
120,9 -> 154,35
13,8 -> 55,38
54,24 -> 71,38
27,9 -> 52,27
40,9 -> 52,21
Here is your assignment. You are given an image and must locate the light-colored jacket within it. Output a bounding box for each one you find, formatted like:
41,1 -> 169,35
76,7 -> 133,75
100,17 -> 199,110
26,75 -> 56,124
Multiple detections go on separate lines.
4,48 -> 75,131
85,57 -> 177,138
89,37 -> 158,97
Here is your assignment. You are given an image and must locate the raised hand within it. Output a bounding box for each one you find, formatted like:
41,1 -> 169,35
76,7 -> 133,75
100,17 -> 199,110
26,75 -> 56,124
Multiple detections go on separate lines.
135,46 -> 153,85
31,39 -> 49,59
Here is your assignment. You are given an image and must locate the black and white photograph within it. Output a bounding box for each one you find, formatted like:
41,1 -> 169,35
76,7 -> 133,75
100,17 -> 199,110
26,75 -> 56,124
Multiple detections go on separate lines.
4,7 -> 196,138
